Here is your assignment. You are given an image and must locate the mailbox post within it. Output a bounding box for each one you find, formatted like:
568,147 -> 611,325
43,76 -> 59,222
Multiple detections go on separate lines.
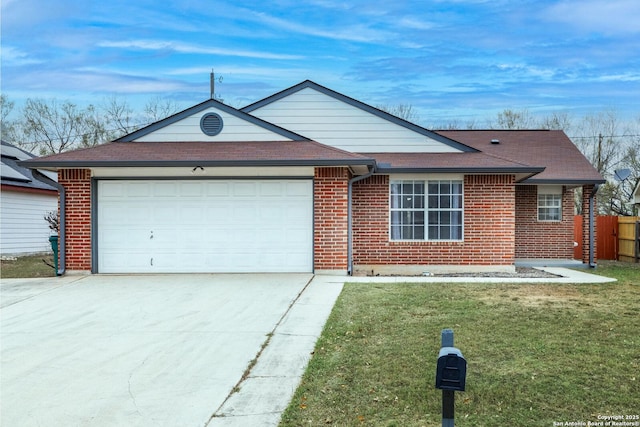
435,329 -> 466,427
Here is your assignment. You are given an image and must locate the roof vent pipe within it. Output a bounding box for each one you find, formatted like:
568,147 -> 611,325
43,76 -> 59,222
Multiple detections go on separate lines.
491,139 -> 500,144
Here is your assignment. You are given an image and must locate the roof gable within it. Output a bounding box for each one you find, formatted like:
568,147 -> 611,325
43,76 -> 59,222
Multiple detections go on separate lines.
242,80 -> 476,154
117,99 -> 309,143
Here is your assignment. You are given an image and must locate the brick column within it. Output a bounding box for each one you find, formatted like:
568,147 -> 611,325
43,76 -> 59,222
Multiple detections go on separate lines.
59,169 -> 92,272
314,167 -> 349,274
581,184 -> 596,265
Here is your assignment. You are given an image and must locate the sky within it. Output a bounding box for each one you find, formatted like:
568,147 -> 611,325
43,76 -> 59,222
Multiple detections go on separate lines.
2,0 -> 639,128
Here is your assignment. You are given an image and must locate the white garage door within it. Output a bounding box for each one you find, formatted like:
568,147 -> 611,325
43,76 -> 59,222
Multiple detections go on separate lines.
97,180 -> 313,273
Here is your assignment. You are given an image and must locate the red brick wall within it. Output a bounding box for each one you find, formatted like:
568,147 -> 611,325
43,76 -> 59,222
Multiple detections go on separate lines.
515,185 -> 574,259
314,167 -> 350,271
352,175 -> 516,266
59,169 -> 92,271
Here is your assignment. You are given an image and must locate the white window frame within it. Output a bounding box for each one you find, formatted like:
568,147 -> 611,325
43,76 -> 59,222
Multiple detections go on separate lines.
537,185 -> 563,222
390,177 -> 464,242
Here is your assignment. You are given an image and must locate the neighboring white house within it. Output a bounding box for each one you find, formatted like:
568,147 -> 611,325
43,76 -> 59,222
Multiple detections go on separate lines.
633,180 -> 640,206
1,141 -> 59,255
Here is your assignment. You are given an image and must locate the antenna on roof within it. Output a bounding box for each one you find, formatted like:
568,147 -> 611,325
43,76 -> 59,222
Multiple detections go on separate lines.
210,69 -> 215,100
210,69 -> 224,102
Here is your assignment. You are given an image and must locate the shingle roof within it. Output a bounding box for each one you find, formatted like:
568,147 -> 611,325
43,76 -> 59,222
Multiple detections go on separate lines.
365,152 -> 544,182
20,140 -> 375,169
436,130 -> 605,184
1,140 -> 58,192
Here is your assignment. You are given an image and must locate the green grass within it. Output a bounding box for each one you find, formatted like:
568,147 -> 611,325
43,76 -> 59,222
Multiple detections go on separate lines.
0,253 -> 57,278
280,261 -> 640,426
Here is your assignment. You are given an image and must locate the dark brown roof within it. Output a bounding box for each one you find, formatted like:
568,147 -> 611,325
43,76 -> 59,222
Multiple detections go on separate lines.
21,140 -> 375,169
437,130 -> 605,184
364,151 -> 544,182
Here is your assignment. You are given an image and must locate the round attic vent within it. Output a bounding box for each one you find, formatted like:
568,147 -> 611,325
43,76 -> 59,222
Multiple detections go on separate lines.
200,112 -> 223,136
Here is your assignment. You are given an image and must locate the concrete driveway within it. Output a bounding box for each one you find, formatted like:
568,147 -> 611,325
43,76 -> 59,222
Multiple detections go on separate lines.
0,274 -> 344,427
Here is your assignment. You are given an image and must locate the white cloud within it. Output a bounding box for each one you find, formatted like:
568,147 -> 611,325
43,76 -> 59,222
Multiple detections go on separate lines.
166,66 -> 308,79
108,40 -> 300,60
0,46 -> 42,66
397,17 -> 434,31
593,73 -> 640,82
98,40 -> 304,60
543,0 -> 640,35
249,11 -> 392,43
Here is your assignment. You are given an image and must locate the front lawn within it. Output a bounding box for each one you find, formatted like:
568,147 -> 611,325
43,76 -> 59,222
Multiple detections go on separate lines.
280,262 -> 640,426
0,254 -> 56,278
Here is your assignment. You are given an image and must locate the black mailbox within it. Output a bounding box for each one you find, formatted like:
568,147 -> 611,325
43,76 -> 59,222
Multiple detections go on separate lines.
435,347 -> 467,391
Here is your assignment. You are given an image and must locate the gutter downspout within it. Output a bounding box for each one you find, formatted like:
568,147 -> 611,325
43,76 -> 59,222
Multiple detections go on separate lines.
32,170 -> 66,276
589,184 -> 601,268
348,166 -> 375,276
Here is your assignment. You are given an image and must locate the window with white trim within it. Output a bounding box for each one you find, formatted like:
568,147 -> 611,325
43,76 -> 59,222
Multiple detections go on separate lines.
538,193 -> 562,221
390,180 -> 463,241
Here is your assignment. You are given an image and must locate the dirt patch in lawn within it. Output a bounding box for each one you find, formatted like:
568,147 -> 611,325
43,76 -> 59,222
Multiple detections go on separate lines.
479,284 -> 585,308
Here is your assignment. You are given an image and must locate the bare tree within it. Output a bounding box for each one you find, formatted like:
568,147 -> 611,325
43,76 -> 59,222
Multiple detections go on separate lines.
539,112 -> 573,132
1,94 -> 18,143
573,110 -> 628,176
144,97 -> 181,123
491,108 -> 537,129
376,103 -> 420,123
14,98 -> 128,154
101,95 -> 137,136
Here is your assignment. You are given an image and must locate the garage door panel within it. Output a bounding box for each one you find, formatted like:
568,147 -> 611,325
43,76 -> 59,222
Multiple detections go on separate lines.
126,182 -> 153,197
153,181 -> 178,197
98,180 -> 312,273
100,228 -> 150,250
233,182 -> 257,197
100,252 -> 154,272
207,182 -> 230,196
178,181 -> 206,197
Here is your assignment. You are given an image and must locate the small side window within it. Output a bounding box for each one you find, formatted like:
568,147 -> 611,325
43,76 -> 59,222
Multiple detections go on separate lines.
538,193 -> 562,221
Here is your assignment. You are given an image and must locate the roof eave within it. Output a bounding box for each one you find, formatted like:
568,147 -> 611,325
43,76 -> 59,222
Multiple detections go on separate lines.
20,159 -> 376,170
523,178 -> 607,185
375,166 -> 545,175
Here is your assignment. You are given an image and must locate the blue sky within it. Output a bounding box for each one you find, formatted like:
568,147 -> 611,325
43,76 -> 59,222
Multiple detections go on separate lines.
2,0 -> 639,127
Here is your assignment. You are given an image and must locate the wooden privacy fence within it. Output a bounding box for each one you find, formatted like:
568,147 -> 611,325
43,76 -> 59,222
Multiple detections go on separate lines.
618,216 -> 640,262
574,215 -> 640,262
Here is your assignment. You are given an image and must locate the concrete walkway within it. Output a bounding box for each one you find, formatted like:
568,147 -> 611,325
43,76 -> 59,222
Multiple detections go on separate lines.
346,267 -> 617,284
208,275 -> 344,426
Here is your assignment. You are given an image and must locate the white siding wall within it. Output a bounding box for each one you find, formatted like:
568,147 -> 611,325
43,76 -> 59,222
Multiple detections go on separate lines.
248,88 -> 462,153
134,107 -> 294,142
0,190 -> 58,255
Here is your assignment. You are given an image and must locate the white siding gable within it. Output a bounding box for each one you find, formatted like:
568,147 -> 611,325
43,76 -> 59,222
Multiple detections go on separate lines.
134,106 -> 295,142
247,87 -> 463,153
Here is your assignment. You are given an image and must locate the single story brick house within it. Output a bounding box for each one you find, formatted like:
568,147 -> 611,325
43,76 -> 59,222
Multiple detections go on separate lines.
22,80 -> 604,275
